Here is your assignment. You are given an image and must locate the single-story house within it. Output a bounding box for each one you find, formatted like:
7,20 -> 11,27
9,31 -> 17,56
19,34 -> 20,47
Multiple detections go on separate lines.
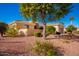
8,20 -> 39,36
47,23 -> 64,33
8,20 -> 64,36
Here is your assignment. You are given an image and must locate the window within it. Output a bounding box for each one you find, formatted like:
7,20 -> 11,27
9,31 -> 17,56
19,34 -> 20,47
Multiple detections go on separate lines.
24,25 -> 29,28
34,26 -> 37,29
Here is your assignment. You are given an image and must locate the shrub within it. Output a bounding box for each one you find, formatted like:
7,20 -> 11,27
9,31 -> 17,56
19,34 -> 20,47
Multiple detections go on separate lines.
39,26 -> 43,30
34,32 -> 42,37
46,26 -> 56,36
66,25 -> 77,33
33,41 -> 57,56
0,22 -> 8,37
5,28 -> 18,37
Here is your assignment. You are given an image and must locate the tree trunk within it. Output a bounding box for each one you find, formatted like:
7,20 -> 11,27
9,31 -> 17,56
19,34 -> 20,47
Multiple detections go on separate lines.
1,33 -> 3,37
0,33 -> 3,37
71,20 -> 73,25
42,23 -> 46,39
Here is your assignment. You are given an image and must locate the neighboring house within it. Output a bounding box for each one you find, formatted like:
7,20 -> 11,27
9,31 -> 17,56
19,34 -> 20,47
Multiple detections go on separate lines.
8,20 -> 39,36
9,20 -> 39,29
77,28 -> 79,31
9,20 -> 64,36
64,28 -> 67,32
47,23 -> 64,33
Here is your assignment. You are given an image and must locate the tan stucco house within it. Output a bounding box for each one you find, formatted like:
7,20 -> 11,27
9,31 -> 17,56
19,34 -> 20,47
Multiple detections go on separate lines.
8,20 -> 64,36
47,23 -> 64,33
77,28 -> 79,31
8,20 -> 39,36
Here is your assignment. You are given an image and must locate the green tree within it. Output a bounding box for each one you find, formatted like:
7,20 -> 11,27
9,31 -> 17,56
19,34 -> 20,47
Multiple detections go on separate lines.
46,26 -> 56,36
5,28 -> 18,37
20,3 -> 72,39
0,22 -> 8,37
66,25 -> 77,33
70,16 -> 74,25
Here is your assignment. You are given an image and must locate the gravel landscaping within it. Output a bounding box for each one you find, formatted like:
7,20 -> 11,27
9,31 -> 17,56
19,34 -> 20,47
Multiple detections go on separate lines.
0,36 -> 79,56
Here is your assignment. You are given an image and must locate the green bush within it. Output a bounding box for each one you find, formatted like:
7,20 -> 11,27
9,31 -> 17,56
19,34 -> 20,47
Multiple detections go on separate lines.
66,25 -> 77,33
34,32 -> 42,37
39,26 -> 43,30
33,41 -> 57,56
46,26 -> 56,36
5,28 -> 18,37
0,22 -> 8,37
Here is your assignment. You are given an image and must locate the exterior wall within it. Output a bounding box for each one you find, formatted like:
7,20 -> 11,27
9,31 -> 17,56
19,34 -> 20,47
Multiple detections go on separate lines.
47,23 -> 64,33
18,29 -> 41,36
18,29 -> 28,36
9,21 -> 39,29
9,23 -> 16,28
77,28 -> 79,31
18,29 -> 35,36
53,24 -> 64,33
27,29 -> 35,36
9,21 -> 39,36
9,21 -> 64,35
53,26 -> 59,32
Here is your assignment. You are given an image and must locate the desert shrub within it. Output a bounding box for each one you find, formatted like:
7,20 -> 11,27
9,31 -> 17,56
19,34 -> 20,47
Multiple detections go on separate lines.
65,25 -> 77,39
33,41 -> 57,56
5,28 -> 18,37
46,26 -> 56,36
39,26 -> 43,30
66,25 -> 77,33
34,32 -> 42,37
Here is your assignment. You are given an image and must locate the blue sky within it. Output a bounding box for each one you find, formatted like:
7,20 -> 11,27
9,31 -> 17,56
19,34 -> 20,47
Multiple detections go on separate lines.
0,3 -> 79,27
0,3 -> 25,24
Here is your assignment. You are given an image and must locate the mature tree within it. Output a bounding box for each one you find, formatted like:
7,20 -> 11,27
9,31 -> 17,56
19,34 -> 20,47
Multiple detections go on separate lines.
70,16 -> 74,25
0,22 -> 8,37
20,3 -> 72,39
5,28 -> 18,37
66,25 -> 77,33
46,26 -> 56,36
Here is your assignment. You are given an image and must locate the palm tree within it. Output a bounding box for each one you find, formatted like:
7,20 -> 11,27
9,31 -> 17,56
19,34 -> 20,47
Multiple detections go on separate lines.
70,16 -> 74,25
20,3 -> 72,39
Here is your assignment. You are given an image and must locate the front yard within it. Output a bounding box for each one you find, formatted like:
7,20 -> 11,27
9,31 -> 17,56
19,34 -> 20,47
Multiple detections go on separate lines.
0,36 -> 79,56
